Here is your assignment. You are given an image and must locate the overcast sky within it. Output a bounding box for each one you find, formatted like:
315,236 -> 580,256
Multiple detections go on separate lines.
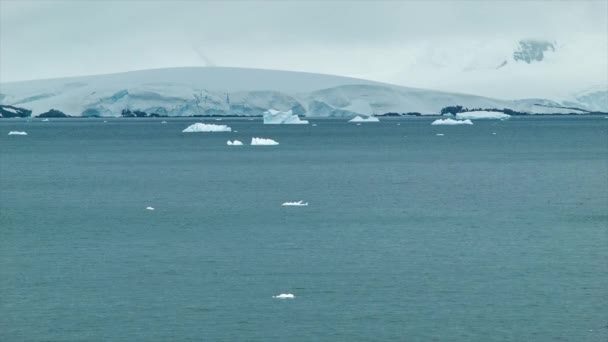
1,0 -> 606,96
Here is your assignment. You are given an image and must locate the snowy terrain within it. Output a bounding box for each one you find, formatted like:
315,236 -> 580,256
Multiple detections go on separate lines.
456,111 -> 511,120
0,67 -> 605,118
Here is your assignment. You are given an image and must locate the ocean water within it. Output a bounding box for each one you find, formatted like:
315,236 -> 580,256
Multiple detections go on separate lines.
1,116 -> 606,341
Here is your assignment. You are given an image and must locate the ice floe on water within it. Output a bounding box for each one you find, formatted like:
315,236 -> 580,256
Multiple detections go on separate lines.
273,293 -> 295,299
8,131 -> 27,135
492,132 -> 497,135
146,207 -> 155,211
456,111 -> 511,120
431,118 -> 473,125
182,123 -> 232,132
42,118 -> 49,122
251,137 -> 279,145
349,115 -> 379,123
436,133 -> 445,136
263,109 -> 309,124
282,200 -> 308,206
161,121 -> 167,124
227,140 -> 243,146
312,123 -> 317,127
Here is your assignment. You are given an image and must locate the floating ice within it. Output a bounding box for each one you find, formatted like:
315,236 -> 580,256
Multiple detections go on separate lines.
456,111 -> 511,120
349,115 -> 379,123
8,131 -> 27,135
146,207 -> 155,210
431,118 -> 473,125
356,123 -> 361,126
273,293 -> 295,299
41,118 -> 49,122
182,123 -> 232,132
227,140 -> 243,146
161,121 -> 167,124
251,137 -> 279,146
215,118 -> 223,121
436,133 -> 445,136
282,200 -> 308,206
312,124 -> 317,127
263,109 -> 309,125
492,132 -> 497,135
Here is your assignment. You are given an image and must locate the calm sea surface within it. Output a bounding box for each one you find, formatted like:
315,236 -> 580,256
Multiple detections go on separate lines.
1,116 -> 607,341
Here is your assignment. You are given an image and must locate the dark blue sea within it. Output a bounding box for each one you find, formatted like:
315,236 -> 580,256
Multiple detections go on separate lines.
1,116 -> 607,341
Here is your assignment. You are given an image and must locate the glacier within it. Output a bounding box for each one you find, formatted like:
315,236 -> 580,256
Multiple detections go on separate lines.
456,111 -> 511,120
431,118 -> 473,125
251,137 -> 279,146
263,109 -> 309,124
182,123 -> 232,132
349,115 -> 379,123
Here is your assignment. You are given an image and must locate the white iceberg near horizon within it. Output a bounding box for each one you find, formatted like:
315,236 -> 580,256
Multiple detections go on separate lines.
182,123 -> 232,132
456,111 -> 511,120
8,131 -> 27,135
161,121 -> 167,124
273,293 -> 295,299
436,133 -> 445,136
431,118 -> 473,125
349,115 -> 379,123
226,140 -> 243,146
263,109 -> 309,125
251,137 -> 279,146
282,200 -> 308,206
41,118 -> 49,122
146,206 -> 155,211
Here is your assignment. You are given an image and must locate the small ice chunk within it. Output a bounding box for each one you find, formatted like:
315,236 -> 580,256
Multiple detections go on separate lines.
263,109 -> 309,125
8,131 -> 27,135
251,137 -> 279,146
431,118 -> 473,125
492,132 -> 497,135
282,200 -> 308,206
436,133 -> 445,136
215,118 -> 222,121
312,124 -> 317,127
161,121 -> 167,124
273,293 -> 295,299
227,140 -> 243,146
456,111 -> 510,120
41,118 -> 49,122
349,115 -> 379,123
356,123 -> 361,126
146,207 -> 155,210
183,123 -> 232,132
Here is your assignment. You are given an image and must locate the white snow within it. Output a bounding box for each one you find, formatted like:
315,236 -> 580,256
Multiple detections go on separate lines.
273,293 -> 295,299
251,137 -> 279,146
431,118 -> 473,125
3,107 -> 18,113
182,123 -> 232,132
282,201 -> 308,206
226,140 -> 243,146
8,131 -> 27,135
263,109 -> 308,124
349,115 -> 380,123
146,207 -> 155,210
456,111 -> 511,120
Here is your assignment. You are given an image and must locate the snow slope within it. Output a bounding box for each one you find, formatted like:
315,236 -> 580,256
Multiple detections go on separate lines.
0,67 -> 604,117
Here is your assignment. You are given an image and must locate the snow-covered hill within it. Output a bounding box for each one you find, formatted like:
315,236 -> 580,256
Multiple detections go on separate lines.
0,67 -> 604,117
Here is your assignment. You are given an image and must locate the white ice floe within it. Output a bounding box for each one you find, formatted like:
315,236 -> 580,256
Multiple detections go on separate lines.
227,140 -> 243,146
431,118 -> 473,125
356,123 -> 361,126
161,121 -> 167,124
41,118 -> 49,122
492,132 -> 497,135
146,207 -> 155,210
455,111 -> 511,120
436,133 -> 445,136
282,200 -> 308,206
8,131 -> 27,135
215,118 -> 222,121
251,137 -> 279,145
263,109 -> 309,125
103,120 -> 108,123
348,115 -> 379,123
182,123 -> 232,132
312,124 -> 317,127
273,293 -> 295,299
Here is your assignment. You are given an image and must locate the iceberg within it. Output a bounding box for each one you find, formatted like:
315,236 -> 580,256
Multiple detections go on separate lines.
273,293 -> 295,299
42,118 -> 49,122
161,121 -> 167,124
146,207 -> 155,211
251,137 -> 279,146
282,200 -> 308,206
226,140 -> 243,146
8,131 -> 27,135
456,111 -> 511,120
431,118 -> 473,125
263,109 -> 309,125
349,115 -> 379,123
182,123 -> 232,132
436,133 -> 445,136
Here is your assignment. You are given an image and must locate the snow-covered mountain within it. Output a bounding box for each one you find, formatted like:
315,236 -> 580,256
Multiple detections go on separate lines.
0,67 -> 604,117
